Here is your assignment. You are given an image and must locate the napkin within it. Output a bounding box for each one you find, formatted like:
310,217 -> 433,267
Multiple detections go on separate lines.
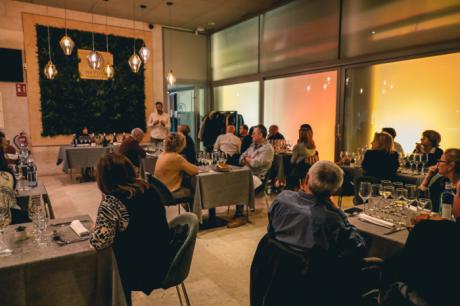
358,213 -> 394,228
70,220 -> 90,237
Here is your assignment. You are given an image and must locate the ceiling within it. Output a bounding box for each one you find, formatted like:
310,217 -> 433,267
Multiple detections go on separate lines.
20,0 -> 289,32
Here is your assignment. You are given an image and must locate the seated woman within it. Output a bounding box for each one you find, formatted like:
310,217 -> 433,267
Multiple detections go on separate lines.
418,148 -> 460,212
361,132 -> 399,180
154,132 -> 199,199
287,124 -> 318,189
413,129 -> 443,167
90,153 -> 172,306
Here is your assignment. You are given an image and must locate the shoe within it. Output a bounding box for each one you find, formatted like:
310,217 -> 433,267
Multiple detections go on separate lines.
227,217 -> 247,228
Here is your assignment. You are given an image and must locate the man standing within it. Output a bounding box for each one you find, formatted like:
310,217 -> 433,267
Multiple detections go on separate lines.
214,125 -> 241,158
119,128 -> 146,168
148,101 -> 170,143
227,124 -> 274,228
267,125 -> 285,141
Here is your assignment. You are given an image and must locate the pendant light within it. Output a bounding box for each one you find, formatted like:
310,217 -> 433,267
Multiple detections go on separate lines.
59,1 -> 75,55
87,10 -> 103,70
103,0 -> 114,79
44,7 -> 58,79
128,0 -> 142,73
138,4 -> 150,63
165,1 -> 175,85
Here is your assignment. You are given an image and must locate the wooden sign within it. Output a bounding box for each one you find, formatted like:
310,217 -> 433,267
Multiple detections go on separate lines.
16,83 -> 27,96
77,49 -> 114,80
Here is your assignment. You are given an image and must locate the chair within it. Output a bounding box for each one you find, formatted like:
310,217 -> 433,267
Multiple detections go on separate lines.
146,172 -> 193,214
161,213 -> 199,306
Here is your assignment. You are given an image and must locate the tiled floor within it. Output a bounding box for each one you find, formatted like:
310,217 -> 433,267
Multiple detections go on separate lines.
41,174 -> 353,306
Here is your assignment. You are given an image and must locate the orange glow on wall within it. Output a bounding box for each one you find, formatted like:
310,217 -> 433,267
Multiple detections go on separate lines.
264,71 -> 337,161
368,52 -> 460,153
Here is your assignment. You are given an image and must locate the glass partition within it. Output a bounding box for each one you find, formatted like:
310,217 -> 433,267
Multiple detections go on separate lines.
344,52 -> 460,153
260,0 -> 339,72
264,71 -> 337,161
341,0 -> 460,58
211,18 -> 259,81
213,82 -> 260,127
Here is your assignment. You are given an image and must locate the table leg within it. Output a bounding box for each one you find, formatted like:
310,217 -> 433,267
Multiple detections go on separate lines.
199,208 -> 229,230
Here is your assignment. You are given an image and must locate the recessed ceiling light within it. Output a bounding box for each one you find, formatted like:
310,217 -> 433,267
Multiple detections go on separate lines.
371,30 -> 376,35
208,21 -> 216,27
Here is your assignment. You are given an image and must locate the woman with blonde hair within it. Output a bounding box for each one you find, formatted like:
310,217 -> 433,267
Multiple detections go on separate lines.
90,153 -> 172,306
361,131 -> 399,180
154,132 -> 199,199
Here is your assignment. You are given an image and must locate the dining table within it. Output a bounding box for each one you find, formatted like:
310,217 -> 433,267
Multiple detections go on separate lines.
0,215 -> 126,306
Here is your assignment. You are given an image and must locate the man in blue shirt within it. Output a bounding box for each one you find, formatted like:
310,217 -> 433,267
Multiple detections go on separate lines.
268,160 -> 365,258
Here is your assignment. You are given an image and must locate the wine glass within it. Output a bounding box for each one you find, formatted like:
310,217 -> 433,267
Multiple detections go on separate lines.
420,153 -> 429,174
405,184 -> 417,205
409,154 -> 416,174
359,182 -> 372,208
28,196 -> 48,245
0,201 -> 12,256
414,154 -> 421,174
395,188 -> 408,201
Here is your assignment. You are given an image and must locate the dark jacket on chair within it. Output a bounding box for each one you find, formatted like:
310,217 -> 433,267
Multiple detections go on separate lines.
250,234 -> 364,306
362,150 -> 399,180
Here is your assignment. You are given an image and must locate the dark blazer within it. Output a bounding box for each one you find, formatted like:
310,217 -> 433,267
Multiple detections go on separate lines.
112,187 -> 172,294
361,150 -> 399,180
119,136 -> 146,167
181,135 -> 197,165
241,135 -> 252,154
250,234 -> 363,306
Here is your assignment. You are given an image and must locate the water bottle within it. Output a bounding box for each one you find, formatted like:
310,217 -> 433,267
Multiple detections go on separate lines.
266,179 -> 272,195
27,160 -> 38,188
440,182 -> 455,220
19,144 -> 28,164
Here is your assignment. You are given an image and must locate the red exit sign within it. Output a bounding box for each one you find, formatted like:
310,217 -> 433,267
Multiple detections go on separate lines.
16,83 -> 27,97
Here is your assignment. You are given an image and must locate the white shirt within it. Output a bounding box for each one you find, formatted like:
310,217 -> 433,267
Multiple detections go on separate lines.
148,111 -> 170,140
214,133 -> 241,156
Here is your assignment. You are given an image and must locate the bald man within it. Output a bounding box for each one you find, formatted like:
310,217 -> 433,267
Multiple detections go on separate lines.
119,128 -> 147,167
213,125 -> 241,157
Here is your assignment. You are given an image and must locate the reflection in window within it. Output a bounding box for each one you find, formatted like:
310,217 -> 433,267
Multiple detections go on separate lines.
264,71 -> 337,161
344,52 -> 460,153
213,82 -> 260,127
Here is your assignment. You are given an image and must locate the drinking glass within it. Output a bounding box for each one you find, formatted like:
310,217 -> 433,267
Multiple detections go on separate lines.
381,180 -> 392,187
395,188 -> 408,201
393,181 -> 404,190
405,184 -> 417,204
409,154 -> 416,174
414,154 -> 421,174
0,203 -> 12,256
371,184 -> 383,198
359,182 -> 372,208
382,185 -> 395,199
417,198 -> 433,216
28,196 -> 48,246
420,153 -> 429,174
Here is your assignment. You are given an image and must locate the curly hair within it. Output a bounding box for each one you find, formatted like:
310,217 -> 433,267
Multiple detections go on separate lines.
164,132 -> 185,153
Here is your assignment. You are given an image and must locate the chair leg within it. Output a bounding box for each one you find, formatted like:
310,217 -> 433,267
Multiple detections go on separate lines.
246,204 -> 252,224
181,283 -> 191,306
264,193 -> 269,210
175,285 -> 184,306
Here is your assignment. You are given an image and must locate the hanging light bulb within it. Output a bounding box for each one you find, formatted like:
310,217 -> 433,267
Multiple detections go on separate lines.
87,49 -> 104,70
87,12 -> 104,70
129,52 -> 142,72
166,69 -> 176,85
139,45 -> 150,63
104,64 -> 115,79
59,3 -> 74,55
44,9 -> 58,80
44,60 -> 58,79
59,35 -> 75,55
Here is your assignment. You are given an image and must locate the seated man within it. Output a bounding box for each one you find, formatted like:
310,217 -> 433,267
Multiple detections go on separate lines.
119,128 -> 146,168
214,125 -> 241,160
227,124 -> 274,228
268,160 -> 366,256
267,125 -> 285,141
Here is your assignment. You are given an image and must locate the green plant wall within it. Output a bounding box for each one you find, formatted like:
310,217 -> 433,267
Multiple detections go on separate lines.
36,25 -> 146,136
